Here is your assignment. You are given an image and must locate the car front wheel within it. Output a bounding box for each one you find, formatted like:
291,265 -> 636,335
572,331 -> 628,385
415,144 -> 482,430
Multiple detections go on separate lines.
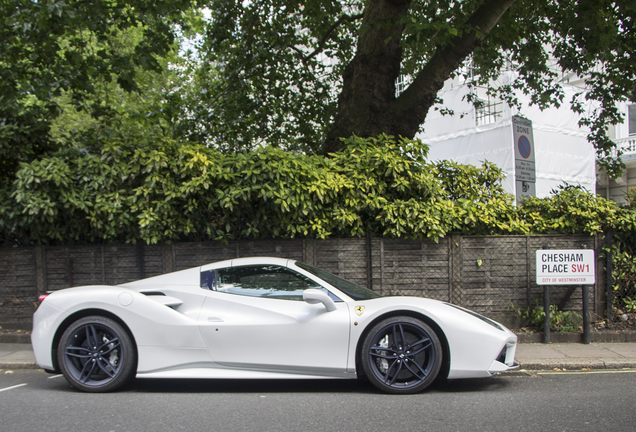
361,316 -> 442,394
58,316 -> 136,392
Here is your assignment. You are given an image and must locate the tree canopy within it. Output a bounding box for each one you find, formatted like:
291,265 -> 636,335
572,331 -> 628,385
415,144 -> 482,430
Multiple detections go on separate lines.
0,0 -> 197,183
2,1 -> 635,173
199,0 -> 636,173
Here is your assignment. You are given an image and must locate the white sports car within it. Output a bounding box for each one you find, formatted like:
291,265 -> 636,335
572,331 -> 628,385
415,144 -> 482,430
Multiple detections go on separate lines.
32,257 -> 518,394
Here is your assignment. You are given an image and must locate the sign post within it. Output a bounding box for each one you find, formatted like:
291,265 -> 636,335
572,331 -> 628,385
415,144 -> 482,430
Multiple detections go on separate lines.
536,249 -> 595,344
513,116 -> 536,204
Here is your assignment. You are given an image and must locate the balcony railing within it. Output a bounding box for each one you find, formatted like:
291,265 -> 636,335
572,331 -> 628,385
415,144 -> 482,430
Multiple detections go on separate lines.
614,136 -> 636,157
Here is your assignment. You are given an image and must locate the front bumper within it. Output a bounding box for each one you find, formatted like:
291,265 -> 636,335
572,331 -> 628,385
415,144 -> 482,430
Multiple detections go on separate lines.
488,341 -> 519,374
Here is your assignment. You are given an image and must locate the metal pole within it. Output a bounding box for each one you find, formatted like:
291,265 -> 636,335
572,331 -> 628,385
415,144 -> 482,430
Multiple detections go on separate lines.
541,245 -> 551,344
606,228 -> 614,328
543,285 -> 550,344
583,285 -> 591,344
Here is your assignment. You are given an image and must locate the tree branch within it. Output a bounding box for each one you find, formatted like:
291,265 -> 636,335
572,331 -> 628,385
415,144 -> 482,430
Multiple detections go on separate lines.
293,13 -> 364,63
395,0 -> 517,130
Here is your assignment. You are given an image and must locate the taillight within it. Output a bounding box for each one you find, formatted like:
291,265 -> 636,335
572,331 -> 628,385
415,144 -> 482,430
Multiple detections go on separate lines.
37,292 -> 52,306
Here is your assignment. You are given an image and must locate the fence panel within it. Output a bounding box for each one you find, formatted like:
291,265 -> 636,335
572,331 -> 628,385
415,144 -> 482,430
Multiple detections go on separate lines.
459,236 -> 529,321
314,238 -> 368,289
376,239 -> 451,301
0,248 -> 37,328
0,235 -> 606,329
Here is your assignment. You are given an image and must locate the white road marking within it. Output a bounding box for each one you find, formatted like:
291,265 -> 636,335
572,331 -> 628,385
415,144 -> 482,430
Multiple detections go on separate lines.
48,374 -> 64,380
0,383 -> 27,393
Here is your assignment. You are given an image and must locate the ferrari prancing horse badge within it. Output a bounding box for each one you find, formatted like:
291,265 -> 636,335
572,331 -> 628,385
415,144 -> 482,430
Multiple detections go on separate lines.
355,306 -> 365,316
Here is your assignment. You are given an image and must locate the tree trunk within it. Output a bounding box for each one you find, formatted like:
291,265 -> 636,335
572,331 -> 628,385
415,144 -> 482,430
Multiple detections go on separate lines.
323,0 -> 517,154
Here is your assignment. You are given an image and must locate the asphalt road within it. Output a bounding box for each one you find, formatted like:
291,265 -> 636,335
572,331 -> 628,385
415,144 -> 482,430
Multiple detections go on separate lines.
1,369 -> 635,432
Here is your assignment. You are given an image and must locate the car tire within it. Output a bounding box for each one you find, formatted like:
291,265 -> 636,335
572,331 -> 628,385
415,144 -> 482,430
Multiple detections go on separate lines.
361,316 -> 442,394
58,315 -> 136,392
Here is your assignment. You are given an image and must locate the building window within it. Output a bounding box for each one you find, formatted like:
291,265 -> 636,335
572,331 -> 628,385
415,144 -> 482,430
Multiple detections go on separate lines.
395,75 -> 409,97
629,104 -> 636,135
475,95 -> 503,126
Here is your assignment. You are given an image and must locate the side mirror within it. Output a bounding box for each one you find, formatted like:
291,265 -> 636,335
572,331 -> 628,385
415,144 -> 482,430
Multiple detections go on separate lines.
303,289 -> 337,312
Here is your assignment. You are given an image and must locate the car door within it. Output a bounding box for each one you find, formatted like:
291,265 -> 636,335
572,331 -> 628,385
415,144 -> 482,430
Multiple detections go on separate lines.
197,264 -> 351,376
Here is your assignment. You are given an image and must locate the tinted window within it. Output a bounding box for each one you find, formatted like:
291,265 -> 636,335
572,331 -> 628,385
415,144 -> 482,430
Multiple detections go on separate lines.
295,262 -> 382,300
203,265 -> 339,301
201,270 -> 216,290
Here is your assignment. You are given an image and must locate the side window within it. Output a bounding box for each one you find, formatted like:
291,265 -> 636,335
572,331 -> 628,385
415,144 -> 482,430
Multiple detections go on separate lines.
206,265 -> 339,301
200,270 -> 216,290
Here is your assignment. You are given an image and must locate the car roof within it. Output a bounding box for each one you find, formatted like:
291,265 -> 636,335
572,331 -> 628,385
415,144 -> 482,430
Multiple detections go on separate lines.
199,257 -> 291,271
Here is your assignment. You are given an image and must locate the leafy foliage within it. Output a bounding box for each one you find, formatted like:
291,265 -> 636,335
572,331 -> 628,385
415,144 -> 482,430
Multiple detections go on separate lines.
509,300 -> 583,332
195,0 -> 636,169
519,184 -> 621,234
0,136 -> 503,244
622,297 -> 636,314
4,1 -> 636,170
609,188 -> 636,316
0,0 -> 196,183
49,44 -> 203,154
188,0 -> 361,153
613,250 -> 636,312
4,135 -> 636,248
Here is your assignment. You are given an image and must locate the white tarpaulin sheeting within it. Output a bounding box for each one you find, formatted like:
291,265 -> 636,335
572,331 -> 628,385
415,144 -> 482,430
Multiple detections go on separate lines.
417,82 -> 596,198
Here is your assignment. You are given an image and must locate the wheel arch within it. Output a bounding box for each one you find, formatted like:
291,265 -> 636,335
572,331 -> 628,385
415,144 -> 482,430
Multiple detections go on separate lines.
50,308 -> 138,373
355,310 -> 451,380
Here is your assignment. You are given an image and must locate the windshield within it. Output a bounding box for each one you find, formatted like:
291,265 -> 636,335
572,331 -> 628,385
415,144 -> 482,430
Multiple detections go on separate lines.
295,262 -> 382,301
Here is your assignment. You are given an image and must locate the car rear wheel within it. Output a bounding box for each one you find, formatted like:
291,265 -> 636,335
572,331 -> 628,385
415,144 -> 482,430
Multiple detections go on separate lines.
58,316 -> 136,392
361,316 -> 442,394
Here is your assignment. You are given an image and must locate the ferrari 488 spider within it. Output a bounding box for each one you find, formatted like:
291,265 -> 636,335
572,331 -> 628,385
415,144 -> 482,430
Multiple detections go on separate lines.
32,257 -> 518,393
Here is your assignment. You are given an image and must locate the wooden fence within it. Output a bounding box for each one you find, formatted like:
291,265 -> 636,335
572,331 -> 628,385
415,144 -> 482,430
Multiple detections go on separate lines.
0,234 -> 606,329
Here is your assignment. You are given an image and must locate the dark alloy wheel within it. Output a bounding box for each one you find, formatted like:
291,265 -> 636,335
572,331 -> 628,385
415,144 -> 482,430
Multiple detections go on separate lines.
361,316 -> 442,394
58,316 -> 136,392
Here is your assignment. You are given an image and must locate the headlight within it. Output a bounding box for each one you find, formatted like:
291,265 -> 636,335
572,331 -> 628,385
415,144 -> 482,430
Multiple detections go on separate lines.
444,303 -> 505,331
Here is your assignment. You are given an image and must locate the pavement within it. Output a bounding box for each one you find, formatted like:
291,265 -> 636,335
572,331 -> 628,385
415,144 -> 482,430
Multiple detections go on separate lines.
2,341 -> 636,372
0,343 -> 40,370
515,342 -> 636,370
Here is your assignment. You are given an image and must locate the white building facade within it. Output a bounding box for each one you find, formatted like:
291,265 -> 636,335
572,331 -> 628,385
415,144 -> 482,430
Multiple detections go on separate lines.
417,72 -> 599,202
597,101 -> 636,204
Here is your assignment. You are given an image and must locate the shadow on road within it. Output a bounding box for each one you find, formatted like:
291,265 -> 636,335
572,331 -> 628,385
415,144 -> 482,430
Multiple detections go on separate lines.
430,375 -> 513,393
128,377 -> 370,394
121,374 -> 513,394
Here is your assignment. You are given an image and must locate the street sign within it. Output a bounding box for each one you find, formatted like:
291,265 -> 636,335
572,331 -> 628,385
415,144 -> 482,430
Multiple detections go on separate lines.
513,116 -> 536,203
536,249 -> 595,285
518,136 -> 532,159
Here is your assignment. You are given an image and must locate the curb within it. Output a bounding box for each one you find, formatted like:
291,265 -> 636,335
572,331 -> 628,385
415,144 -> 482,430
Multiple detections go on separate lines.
0,362 -> 39,370
0,334 -> 31,344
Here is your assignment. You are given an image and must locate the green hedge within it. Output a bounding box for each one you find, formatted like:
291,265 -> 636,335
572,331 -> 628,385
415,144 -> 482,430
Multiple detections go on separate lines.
2,135 -> 634,246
